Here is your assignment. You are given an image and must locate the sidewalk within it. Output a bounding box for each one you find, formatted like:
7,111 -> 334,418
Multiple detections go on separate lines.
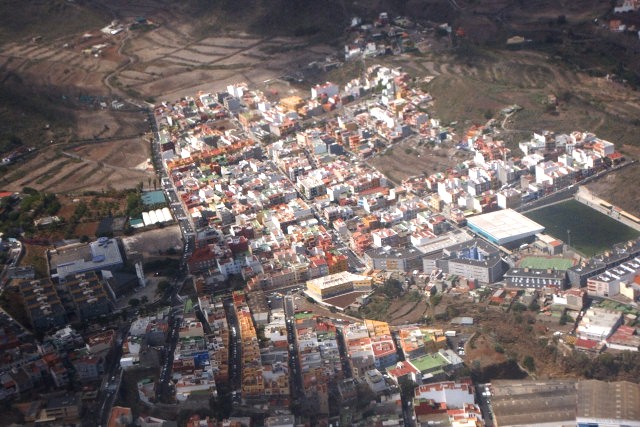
575,187 -> 640,232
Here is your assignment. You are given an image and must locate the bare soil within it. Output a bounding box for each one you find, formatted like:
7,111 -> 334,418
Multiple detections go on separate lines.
1,0 -> 639,211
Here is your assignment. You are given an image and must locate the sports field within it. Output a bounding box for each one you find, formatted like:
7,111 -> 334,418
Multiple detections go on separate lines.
518,256 -> 575,270
524,200 -> 640,256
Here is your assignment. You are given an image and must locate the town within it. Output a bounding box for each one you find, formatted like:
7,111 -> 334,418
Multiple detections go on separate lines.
2,48 -> 640,427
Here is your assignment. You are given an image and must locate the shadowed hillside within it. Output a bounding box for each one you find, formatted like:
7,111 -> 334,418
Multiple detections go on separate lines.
0,0 -> 108,43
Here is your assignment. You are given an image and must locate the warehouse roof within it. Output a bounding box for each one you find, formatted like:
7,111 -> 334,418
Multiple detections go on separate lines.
467,209 -> 544,245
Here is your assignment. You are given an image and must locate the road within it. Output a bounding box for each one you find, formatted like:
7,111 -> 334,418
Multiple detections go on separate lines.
135,108 -> 196,404
89,324 -> 128,427
283,294 -> 303,398
516,160 -> 637,215
0,239 -> 23,288
475,384 -> 495,426
224,298 -> 242,401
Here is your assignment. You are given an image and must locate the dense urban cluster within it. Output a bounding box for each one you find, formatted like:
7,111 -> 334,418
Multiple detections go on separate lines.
1,56 -> 640,427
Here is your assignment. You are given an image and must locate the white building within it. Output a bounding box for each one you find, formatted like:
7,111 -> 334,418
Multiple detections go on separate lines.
415,381 -> 475,409
311,82 -> 339,99
576,307 -> 623,341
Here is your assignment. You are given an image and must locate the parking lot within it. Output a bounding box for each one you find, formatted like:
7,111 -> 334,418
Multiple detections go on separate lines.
447,333 -> 472,358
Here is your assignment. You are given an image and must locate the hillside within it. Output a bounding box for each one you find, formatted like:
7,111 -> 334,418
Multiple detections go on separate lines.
1,0 -> 640,206
0,0 -> 108,44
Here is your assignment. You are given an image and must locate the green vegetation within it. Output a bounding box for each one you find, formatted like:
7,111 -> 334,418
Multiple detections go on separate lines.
380,278 -> 403,298
0,189 -> 61,237
126,191 -> 147,220
559,312 -> 572,326
359,297 -> 390,321
525,200 -> 640,256
523,355 -> 536,372
519,256 -> 574,271
430,293 -> 443,306
512,302 -> 527,313
411,352 -> 449,374
562,351 -> 640,382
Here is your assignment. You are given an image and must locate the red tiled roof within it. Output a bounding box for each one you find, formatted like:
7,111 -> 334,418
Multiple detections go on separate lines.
575,338 -> 598,349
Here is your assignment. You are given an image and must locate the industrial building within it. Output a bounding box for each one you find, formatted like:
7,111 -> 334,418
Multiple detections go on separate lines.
466,209 -> 544,246
49,237 -> 125,280
363,246 -> 423,272
504,268 -> 567,289
305,271 -> 372,302
142,207 -> 173,227
490,379 -> 577,427
423,239 -> 505,284
576,380 -> 640,427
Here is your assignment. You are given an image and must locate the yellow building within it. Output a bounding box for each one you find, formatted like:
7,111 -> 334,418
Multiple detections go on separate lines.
306,271 -> 372,301
280,96 -> 304,112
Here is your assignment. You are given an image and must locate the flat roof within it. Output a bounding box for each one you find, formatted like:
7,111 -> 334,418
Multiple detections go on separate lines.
365,245 -> 422,260
410,352 -> 449,372
306,271 -> 371,290
467,209 -> 544,245
51,238 -> 123,278
491,379 -> 577,426
519,256 -> 575,270
414,229 -> 474,255
141,190 -> 166,206
577,380 -> 640,423
322,291 -> 369,309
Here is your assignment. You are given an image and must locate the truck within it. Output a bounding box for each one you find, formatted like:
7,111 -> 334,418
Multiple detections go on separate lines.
444,330 -> 457,337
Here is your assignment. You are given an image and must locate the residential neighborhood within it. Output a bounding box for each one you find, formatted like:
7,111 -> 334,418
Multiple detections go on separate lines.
2,13 -> 640,426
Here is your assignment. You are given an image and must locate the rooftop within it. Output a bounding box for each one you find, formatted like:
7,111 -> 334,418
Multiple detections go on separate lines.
467,209 -> 544,245
410,352 -> 449,373
50,238 -> 123,279
577,380 -> 640,423
491,379 -> 577,427
306,271 -> 371,290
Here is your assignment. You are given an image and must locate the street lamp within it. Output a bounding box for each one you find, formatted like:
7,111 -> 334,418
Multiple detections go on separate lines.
567,229 -> 571,248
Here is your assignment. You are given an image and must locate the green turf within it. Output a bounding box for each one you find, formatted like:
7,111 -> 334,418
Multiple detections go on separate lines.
519,256 -> 574,271
525,200 -> 640,257
410,352 -> 449,373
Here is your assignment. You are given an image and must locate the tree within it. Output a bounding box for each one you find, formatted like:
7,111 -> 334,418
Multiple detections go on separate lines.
140,295 -> 149,305
128,298 -> 140,308
381,279 -> 402,298
157,280 -> 171,294
512,302 -> 527,313
430,293 -> 442,306
523,355 -> 535,372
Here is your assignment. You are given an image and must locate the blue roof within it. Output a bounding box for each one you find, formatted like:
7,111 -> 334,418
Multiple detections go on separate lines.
141,190 -> 166,206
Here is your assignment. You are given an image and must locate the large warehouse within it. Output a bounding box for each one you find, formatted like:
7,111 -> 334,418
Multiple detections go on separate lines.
467,209 -> 544,246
